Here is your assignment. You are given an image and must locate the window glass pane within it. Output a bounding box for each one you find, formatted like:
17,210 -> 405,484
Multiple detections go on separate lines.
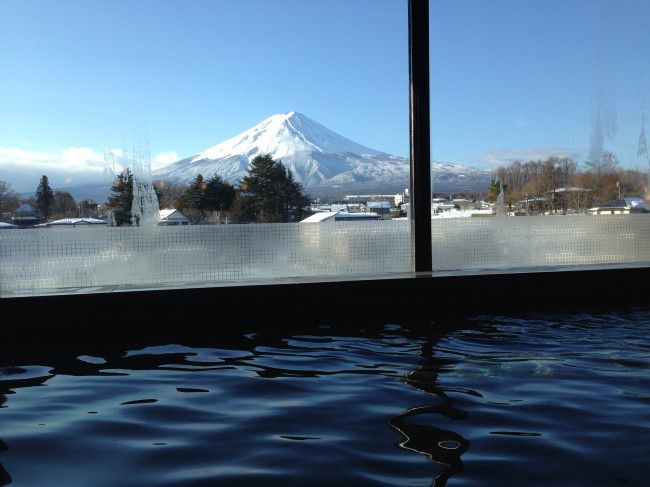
0,0 -> 411,296
430,0 -> 650,271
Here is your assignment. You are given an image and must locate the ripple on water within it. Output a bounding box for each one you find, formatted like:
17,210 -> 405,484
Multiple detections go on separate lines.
0,310 -> 648,486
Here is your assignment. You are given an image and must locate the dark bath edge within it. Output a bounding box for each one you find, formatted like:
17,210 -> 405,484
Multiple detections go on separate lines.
1,266 -> 648,353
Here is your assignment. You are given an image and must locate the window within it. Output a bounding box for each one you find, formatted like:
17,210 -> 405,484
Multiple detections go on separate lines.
0,0 -> 413,296
430,0 -> 650,272
2,0 -> 649,299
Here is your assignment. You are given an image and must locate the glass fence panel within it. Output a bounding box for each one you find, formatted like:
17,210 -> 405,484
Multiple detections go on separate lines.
432,215 -> 650,272
0,0 -> 412,296
430,0 -> 650,270
0,221 -> 412,295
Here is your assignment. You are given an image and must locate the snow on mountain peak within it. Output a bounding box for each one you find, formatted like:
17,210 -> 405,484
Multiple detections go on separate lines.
194,111 -> 383,163
155,112 -> 490,194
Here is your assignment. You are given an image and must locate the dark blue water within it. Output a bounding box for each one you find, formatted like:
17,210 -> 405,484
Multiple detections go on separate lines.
1,310 -> 649,486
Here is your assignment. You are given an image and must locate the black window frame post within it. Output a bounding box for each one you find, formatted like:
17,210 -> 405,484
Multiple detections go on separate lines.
409,0 -> 432,273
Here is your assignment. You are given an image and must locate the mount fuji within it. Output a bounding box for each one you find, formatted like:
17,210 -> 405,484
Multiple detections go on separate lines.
154,112 -> 491,195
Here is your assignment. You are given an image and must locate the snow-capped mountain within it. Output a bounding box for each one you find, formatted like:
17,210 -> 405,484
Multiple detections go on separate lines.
155,112 -> 491,194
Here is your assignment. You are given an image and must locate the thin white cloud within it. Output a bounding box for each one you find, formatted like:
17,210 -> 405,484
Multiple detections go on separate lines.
0,145 -> 179,175
0,145 -> 105,173
480,148 -> 583,166
153,151 -> 179,170
0,145 -> 181,191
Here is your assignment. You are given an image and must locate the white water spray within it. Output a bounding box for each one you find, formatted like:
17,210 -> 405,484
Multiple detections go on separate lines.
129,138 -> 160,227
104,137 -> 160,227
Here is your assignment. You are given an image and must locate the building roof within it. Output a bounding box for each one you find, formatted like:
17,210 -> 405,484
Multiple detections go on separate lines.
599,198 -> 644,209
367,201 -> 392,209
300,211 -> 338,223
14,204 -> 37,213
553,187 -> 588,193
47,218 -> 107,226
334,212 -> 381,220
159,208 -> 189,221
624,197 -> 646,206
12,215 -> 39,221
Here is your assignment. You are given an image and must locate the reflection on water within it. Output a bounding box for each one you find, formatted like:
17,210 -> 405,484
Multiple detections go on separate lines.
0,310 -> 649,486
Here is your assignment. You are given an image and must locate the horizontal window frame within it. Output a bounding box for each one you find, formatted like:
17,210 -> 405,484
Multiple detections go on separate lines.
2,266 -> 648,341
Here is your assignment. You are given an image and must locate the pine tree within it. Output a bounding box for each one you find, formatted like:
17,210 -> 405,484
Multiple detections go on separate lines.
106,170 -> 134,226
178,174 -> 207,223
106,170 -> 162,225
35,175 -> 54,218
227,190 -> 253,223
204,174 -> 236,212
234,154 -> 310,223
486,178 -> 504,203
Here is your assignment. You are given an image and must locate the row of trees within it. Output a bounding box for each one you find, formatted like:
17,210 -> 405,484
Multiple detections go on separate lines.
107,154 -> 310,225
486,153 -> 647,213
1,176 -> 98,220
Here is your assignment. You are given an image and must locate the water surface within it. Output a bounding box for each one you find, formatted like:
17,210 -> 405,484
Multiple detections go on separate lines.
1,309 -> 648,486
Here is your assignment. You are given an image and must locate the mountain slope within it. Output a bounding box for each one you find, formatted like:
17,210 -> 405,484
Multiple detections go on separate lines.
155,112 -> 491,194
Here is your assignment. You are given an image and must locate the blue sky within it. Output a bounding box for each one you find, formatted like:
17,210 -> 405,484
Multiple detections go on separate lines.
1,0 -> 649,190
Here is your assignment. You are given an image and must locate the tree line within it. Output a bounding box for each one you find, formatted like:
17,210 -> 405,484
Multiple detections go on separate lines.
486,153 -> 647,213
107,154 -> 310,225
0,176 -> 99,221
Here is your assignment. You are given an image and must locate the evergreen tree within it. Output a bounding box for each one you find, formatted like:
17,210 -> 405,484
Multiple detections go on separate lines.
177,174 -> 236,223
106,170 -> 134,226
35,175 -> 54,218
185,174 -> 206,210
204,174 -> 236,212
486,178 -> 506,203
106,170 -> 162,225
234,154 -> 310,223
227,190 -> 254,223
178,174 -> 207,223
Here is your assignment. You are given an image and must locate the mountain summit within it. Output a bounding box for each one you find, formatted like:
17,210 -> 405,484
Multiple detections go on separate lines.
155,112 -> 489,195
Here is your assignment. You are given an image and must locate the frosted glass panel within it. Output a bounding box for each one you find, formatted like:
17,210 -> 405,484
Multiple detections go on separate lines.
432,216 -> 650,272
0,222 -> 413,295
3,216 -> 650,296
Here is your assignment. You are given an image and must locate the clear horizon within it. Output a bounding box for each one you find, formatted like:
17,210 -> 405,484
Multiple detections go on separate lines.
1,0 -> 649,192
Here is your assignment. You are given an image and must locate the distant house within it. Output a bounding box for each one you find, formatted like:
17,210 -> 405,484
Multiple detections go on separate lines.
335,212 -> 381,221
43,217 -> 107,227
431,200 -> 456,214
11,204 -> 40,227
301,211 -> 339,223
366,201 -> 392,219
300,211 -> 382,223
79,198 -> 100,217
451,198 -> 472,211
159,209 -> 190,226
588,198 -> 650,215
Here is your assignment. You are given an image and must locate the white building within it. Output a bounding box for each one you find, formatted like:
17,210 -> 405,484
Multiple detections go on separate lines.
159,209 -> 191,226
300,211 -> 382,223
588,197 -> 649,215
38,218 -> 107,228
